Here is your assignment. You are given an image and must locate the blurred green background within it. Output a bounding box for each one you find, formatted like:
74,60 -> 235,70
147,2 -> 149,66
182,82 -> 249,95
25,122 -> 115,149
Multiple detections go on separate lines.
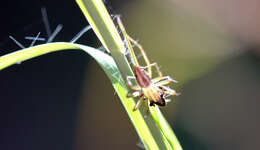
0,0 -> 259,150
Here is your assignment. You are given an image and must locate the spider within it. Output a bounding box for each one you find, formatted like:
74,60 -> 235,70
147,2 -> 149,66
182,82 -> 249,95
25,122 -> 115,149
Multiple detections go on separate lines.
116,16 -> 179,111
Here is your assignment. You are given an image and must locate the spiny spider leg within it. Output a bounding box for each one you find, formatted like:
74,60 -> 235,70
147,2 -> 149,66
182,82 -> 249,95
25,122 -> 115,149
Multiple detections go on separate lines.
126,76 -> 141,90
126,35 -> 152,77
134,96 -> 145,111
159,85 -> 179,96
116,16 -> 155,78
153,76 -> 177,86
144,100 -> 150,116
126,91 -> 143,98
115,17 -> 152,76
139,62 -> 163,78
126,76 -> 143,109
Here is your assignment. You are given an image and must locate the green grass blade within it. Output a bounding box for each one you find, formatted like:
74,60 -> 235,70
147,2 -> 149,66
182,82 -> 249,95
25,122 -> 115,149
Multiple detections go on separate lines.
0,42 -> 159,150
150,107 -> 183,150
0,42 -> 74,70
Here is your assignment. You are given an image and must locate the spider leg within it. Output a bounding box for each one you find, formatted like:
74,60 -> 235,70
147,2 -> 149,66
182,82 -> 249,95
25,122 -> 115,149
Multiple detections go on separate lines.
126,76 -> 141,90
144,99 -> 150,117
133,96 -> 145,111
126,91 -> 143,98
116,16 -> 140,67
159,85 -> 179,96
165,99 -> 171,103
116,17 -> 159,79
126,35 -> 153,78
153,76 -> 177,85
139,62 -> 163,78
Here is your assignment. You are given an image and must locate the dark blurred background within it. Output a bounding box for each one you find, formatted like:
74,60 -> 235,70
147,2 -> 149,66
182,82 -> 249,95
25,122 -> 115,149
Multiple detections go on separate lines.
0,0 -> 259,150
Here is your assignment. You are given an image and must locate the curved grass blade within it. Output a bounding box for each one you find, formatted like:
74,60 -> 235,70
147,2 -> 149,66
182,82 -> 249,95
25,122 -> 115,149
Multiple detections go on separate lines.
0,42 -> 159,150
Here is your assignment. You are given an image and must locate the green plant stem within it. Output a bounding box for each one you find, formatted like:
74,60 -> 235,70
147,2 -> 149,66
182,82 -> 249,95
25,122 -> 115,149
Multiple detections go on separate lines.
150,107 -> 183,150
